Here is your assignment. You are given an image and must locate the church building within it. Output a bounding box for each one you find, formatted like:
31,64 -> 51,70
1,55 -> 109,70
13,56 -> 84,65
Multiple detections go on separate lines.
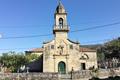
26,1 -> 98,73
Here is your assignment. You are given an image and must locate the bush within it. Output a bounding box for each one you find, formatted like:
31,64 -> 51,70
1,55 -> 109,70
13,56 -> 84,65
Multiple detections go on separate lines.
90,76 -> 120,80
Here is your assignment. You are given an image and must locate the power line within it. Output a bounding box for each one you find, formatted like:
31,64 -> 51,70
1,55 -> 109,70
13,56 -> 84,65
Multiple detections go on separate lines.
0,21 -> 120,39
0,47 -> 40,51
1,33 -> 52,39
70,21 -> 120,33
0,25 -> 52,28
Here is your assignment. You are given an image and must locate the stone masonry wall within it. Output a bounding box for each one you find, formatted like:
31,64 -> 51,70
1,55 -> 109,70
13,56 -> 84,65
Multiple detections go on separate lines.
0,68 -> 120,80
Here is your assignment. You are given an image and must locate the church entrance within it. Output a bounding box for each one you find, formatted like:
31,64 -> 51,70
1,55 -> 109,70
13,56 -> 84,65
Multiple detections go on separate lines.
81,63 -> 86,70
58,61 -> 66,74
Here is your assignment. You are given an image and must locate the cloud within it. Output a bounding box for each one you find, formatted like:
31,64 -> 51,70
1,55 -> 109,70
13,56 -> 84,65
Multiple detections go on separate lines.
0,34 -> 2,38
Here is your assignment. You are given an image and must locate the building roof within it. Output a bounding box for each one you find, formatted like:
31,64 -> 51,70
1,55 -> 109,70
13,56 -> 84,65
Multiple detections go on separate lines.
55,1 -> 66,14
26,48 -> 44,53
26,47 -> 96,53
79,47 -> 96,52
43,40 -> 53,44
67,39 -> 80,44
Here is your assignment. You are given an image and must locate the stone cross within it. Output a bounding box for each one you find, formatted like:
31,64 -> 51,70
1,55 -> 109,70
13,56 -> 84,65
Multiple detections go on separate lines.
58,45 -> 64,55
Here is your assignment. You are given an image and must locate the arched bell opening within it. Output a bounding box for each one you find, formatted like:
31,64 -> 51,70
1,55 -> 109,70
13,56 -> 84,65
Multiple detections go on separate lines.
59,18 -> 63,28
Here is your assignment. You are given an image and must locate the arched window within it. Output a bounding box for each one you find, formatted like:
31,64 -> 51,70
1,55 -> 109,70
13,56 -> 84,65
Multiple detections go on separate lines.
80,54 -> 89,60
58,61 -> 66,74
59,18 -> 63,28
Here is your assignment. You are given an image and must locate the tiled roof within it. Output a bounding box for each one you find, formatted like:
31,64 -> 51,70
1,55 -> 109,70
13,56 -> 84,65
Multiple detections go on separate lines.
79,47 -> 96,52
43,40 -> 53,44
27,48 -> 44,53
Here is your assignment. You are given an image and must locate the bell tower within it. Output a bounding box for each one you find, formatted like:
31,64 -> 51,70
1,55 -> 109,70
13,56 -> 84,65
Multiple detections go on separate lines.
53,0 -> 69,39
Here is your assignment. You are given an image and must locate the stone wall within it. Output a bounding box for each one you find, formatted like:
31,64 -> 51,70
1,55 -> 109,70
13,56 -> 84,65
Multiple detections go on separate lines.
0,68 -> 120,80
97,68 -> 120,79
0,73 -> 59,80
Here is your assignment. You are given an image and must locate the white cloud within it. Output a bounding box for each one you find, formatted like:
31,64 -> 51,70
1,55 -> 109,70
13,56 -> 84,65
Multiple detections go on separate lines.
0,34 -> 2,38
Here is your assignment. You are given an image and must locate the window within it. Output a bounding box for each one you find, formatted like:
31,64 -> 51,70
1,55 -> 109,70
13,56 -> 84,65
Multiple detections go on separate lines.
80,54 -> 89,60
70,45 -> 73,49
59,18 -> 63,28
51,45 -> 54,49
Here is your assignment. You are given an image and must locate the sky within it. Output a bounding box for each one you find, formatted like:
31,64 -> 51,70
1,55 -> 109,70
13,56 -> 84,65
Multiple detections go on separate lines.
0,0 -> 120,53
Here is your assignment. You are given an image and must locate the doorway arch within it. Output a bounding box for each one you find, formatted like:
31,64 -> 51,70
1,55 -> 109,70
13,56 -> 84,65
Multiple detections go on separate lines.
58,61 -> 66,74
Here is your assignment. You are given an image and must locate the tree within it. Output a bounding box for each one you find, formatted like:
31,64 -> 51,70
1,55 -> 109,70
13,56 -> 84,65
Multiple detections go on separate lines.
0,52 -> 40,72
0,52 -> 28,72
97,37 -> 120,59
26,54 -> 39,62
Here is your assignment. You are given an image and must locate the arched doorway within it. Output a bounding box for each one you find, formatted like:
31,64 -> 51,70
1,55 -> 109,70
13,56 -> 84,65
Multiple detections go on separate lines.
58,61 -> 66,74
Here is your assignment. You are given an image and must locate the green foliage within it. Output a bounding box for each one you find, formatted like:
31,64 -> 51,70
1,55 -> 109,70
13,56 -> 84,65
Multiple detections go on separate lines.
90,76 -> 120,80
97,52 -> 105,61
26,54 -> 39,62
97,37 -> 120,60
0,52 -> 39,72
0,51 -> 28,72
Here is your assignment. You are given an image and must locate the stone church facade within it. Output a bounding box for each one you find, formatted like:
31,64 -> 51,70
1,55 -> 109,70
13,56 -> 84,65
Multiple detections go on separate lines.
26,1 -> 97,73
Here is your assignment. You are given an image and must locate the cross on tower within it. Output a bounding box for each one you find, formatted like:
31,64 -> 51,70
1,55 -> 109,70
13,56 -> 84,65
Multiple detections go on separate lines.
58,0 -> 61,2
58,0 -> 62,4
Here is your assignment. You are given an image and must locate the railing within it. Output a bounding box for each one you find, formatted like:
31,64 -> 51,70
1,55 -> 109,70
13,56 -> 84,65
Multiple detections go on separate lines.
53,25 -> 69,31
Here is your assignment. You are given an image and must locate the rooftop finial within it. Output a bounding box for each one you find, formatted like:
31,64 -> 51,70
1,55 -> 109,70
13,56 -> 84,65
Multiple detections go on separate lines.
55,0 -> 66,14
58,0 -> 61,5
